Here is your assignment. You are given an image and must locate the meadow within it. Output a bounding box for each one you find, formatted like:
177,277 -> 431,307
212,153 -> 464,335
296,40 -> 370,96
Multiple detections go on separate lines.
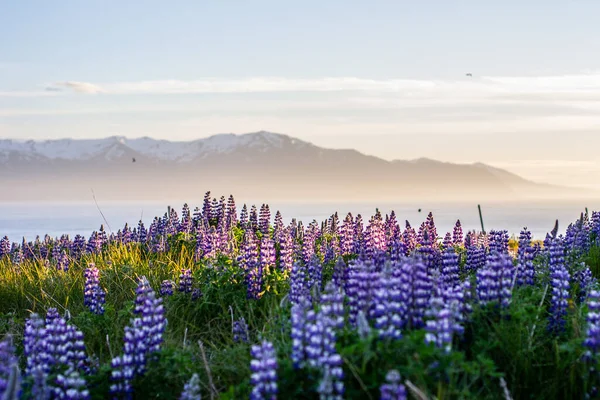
0,192 -> 599,400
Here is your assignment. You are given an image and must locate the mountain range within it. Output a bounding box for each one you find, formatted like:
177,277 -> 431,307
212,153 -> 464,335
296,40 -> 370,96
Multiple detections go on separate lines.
0,131 -> 580,202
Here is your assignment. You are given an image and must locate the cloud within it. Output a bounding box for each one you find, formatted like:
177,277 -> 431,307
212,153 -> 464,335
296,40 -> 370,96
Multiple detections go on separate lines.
52,81 -> 105,94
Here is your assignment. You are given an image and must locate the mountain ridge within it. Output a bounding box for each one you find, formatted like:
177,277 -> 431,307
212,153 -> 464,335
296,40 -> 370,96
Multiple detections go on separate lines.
0,131 -> 585,202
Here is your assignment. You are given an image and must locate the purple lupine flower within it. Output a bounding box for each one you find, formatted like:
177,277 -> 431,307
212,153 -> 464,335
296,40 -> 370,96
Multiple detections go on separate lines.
226,194 -> 238,228
0,236 -> 10,258
84,264 -> 105,315
302,222 -> 319,266
465,245 -> 486,274
321,282 -> 345,330
307,255 -> 323,293
364,213 -> 387,258
191,288 -> 202,301
441,247 -> 460,289
259,204 -> 271,236
239,229 -> 259,272
385,210 -> 400,248
53,369 -> 90,399
179,269 -> 193,294
476,253 -> 514,308
0,335 -> 19,397
488,230 -> 509,254
210,198 -> 219,223
452,220 -> 463,246
442,232 -> 453,249
339,213 -> 355,256
547,236 -> 565,275
380,370 -> 407,400
249,340 -> 278,400
250,205 -> 259,232
240,204 -> 249,229
372,266 -> 404,340
345,260 -> 371,326
246,262 -> 264,300
417,230 -> 438,271
291,294 -> 311,369
160,280 -> 175,297
179,373 -> 201,400
44,313 -> 87,372
389,238 -> 407,262
354,215 -> 365,254
584,290 -> 600,360
516,228 -> 535,286
24,313 -> 51,377
398,258 -> 433,329
111,277 -> 166,397
180,203 -> 192,235
202,191 -> 212,221
290,262 -> 310,304
425,307 -> 455,352
574,266 -> 596,304
233,317 -> 249,343
548,264 -> 570,334
331,257 -> 348,290
260,235 -> 276,271
278,228 -> 294,273
273,211 -> 284,243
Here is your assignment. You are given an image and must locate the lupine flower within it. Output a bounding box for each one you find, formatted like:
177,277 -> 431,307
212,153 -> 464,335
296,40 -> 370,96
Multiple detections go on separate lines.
180,373 -> 201,400
290,262 -> 310,304
111,277 -> 166,398
259,204 -> 271,235
380,370 -> 407,400
260,235 -> 276,271
548,264 -> 570,334
307,256 -> 323,293
84,264 -> 105,315
179,269 -> 193,293
320,282 -> 345,330
584,290 -> 600,362
452,220 -> 463,247
372,266 -> 403,340
441,248 -> 460,289
488,230 -> 509,254
160,280 -> 175,297
192,288 -> 203,301
399,258 -> 433,329
574,266 -> 596,304
345,260 -> 372,326
0,335 -> 19,397
516,228 -> 535,286
0,236 -> 10,258
249,340 -> 278,400
54,368 -> 89,399
250,205 -> 259,232
425,307 -> 455,352
233,317 -> 249,343
339,214 -> 355,256
476,253 -> 514,308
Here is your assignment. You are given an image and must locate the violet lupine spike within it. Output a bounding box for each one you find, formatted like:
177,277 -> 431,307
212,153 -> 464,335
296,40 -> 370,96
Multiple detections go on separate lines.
441,247 -> 460,289
290,262 -> 310,304
259,204 -> 271,236
583,290 -> 600,361
201,191 -> 212,221
548,264 -> 570,335
402,222 -> 417,255
339,213 -> 355,256
488,230 -> 509,254
547,236 -> 565,276
246,262 -> 264,300
210,197 -> 220,223
389,238 -> 407,263
443,232 -> 453,249
345,260 -> 371,326
516,228 -> 535,286
84,264 -> 106,315
452,220 -> 463,246
239,229 -> 259,272
233,317 -> 249,343
191,288 -> 202,301
273,211 -> 284,243
320,282 -> 345,331
426,212 -> 438,244
180,373 -> 201,400
250,205 -> 259,232
44,313 -> 88,373
0,236 -> 10,258
354,215 -> 364,255
372,266 -> 404,340
278,228 -> 294,273
240,204 -> 249,229
53,368 -> 90,399
380,370 -> 407,400
291,294 -> 311,369
332,257 -> 348,290
385,210 -> 400,248
476,253 -> 514,309
111,277 -> 166,398
307,255 -> 323,293
180,203 -> 192,235
0,335 -> 19,397
574,266 -> 596,304
249,340 -> 278,400
160,280 -> 175,297
425,307 -> 455,353
226,194 -> 238,228
260,235 -> 276,271
364,214 -> 387,259
399,258 -> 432,329
179,269 -> 193,294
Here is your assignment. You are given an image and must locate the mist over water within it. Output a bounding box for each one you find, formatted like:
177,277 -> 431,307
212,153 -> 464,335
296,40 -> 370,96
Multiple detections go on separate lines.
1,199 -> 597,241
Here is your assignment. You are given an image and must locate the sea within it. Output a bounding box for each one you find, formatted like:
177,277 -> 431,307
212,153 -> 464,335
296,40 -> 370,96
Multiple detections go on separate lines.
0,199 -> 598,242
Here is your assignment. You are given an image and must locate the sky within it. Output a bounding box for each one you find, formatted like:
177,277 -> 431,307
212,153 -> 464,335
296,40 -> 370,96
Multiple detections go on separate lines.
1,0 -> 600,189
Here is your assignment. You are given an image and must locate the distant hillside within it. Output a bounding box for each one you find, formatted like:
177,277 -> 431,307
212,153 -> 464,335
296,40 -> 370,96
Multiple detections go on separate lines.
0,131 -> 580,202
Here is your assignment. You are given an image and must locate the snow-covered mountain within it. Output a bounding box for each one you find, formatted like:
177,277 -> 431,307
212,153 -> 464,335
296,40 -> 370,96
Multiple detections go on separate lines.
0,131 -> 578,202
0,131 -> 308,163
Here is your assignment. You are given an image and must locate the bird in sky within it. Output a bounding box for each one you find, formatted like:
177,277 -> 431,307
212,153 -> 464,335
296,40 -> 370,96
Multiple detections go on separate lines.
466,73 -> 473,77
132,158 -> 136,163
